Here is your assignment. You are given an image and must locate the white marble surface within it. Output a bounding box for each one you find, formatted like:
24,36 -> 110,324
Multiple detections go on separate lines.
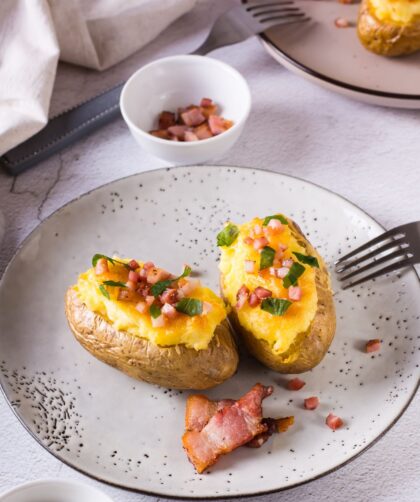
0,1 -> 419,501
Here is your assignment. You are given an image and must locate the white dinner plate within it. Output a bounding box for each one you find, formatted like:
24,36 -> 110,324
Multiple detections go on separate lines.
259,0 -> 420,108
0,166 -> 419,499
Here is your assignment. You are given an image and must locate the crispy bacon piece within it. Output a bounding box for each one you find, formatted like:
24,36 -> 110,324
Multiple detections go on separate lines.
366,339 -> 381,353
326,413 -> 344,430
246,416 -> 294,448
182,384 -> 273,473
304,396 -> 319,410
287,378 -> 306,391
158,111 -> 176,129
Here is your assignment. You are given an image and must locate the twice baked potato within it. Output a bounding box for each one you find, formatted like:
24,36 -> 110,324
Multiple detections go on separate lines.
65,256 -> 238,389
357,0 -> 420,56
218,215 -> 335,374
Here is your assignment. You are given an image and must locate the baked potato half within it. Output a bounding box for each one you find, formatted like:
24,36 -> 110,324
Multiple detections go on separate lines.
218,215 -> 335,374
65,256 -> 238,389
357,0 -> 420,56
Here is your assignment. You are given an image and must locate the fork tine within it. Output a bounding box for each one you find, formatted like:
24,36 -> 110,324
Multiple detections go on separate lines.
246,1 -> 295,11
335,236 -> 407,273
338,248 -> 412,282
334,228 -> 404,265
341,257 -> 414,290
260,12 -> 306,23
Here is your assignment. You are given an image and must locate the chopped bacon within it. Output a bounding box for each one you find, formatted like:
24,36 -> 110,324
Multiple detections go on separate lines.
288,286 -> 302,301
95,258 -> 109,275
126,280 -> 137,291
275,416 -> 295,432
135,301 -> 148,314
161,303 -> 177,318
304,397 -> 319,410
200,97 -> 213,107
143,261 -> 155,270
248,292 -> 260,307
326,413 -> 344,430
182,384 -> 273,473
185,395 -> 235,433
168,125 -> 188,140
267,219 -> 284,233
335,17 -> 350,28
254,237 -> 269,250
137,283 -> 151,297
194,123 -> 213,140
287,378 -> 306,391
246,417 -> 294,448
158,111 -> 176,130
117,289 -> 134,301
243,236 -> 254,246
269,266 -> 289,279
145,295 -> 155,306
181,108 -> 206,127
366,339 -> 381,353
150,129 -> 171,140
185,130 -> 199,142
151,315 -> 166,328
200,103 -> 218,119
201,301 -> 213,315
254,287 -> 272,299
244,260 -> 256,274
147,267 -> 170,284
179,278 -> 200,297
208,115 -> 232,135
128,259 -> 139,270
253,224 -> 263,236
282,259 -> 294,268
128,270 -> 140,283
159,288 -> 178,305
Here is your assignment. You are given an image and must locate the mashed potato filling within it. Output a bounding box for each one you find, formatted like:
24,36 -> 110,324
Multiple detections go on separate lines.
74,260 -> 227,351
219,218 -> 318,355
370,0 -> 420,24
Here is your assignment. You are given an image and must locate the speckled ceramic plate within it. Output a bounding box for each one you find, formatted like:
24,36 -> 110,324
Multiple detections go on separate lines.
0,166 -> 419,499
259,1 -> 420,108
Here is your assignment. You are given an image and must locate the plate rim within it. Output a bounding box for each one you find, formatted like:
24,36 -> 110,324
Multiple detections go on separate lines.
0,164 -> 419,500
260,33 -> 420,101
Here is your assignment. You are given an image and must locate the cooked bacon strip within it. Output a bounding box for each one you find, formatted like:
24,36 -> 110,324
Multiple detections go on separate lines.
182,384 -> 272,473
246,416 -> 294,448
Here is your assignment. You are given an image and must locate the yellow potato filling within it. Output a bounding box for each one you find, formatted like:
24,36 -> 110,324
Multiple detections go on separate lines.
370,0 -> 420,24
219,218 -> 318,356
74,259 -> 227,350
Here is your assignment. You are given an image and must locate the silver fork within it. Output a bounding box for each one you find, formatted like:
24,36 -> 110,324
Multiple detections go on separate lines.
335,221 -> 420,289
191,1 -> 309,55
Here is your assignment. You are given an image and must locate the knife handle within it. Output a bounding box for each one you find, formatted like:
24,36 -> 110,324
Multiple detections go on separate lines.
0,83 -> 123,176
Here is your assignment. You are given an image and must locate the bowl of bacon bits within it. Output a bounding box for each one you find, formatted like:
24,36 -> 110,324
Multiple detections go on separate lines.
120,55 -> 251,164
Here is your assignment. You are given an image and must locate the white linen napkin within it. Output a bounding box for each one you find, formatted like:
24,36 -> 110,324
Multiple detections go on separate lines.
0,0 -> 196,156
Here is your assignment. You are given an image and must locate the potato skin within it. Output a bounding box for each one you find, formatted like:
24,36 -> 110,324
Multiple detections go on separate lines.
224,219 -> 336,374
357,0 -> 420,56
65,288 -> 238,390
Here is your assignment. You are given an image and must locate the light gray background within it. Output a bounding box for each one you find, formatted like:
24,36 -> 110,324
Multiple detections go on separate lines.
0,1 -> 419,501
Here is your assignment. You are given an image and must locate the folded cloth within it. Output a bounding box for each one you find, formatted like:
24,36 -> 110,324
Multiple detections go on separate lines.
0,0 -> 196,156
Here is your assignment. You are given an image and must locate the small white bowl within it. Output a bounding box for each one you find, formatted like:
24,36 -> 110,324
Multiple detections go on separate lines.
0,480 -> 113,502
120,55 -> 251,164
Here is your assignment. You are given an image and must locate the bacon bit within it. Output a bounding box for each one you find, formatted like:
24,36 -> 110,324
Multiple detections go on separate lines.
143,261 -> 155,270
128,270 -> 140,283
180,278 -> 200,297
182,384 -> 273,473
244,260 -> 256,274
267,219 -> 284,233
184,131 -> 199,141
128,259 -> 140,270
145,295 -> 155,306
275,416 -> 295,432
275,248 -> 284,260
254,287 -> 272,299
304,397 -> 319,410
244,236 -> 254,246
248,292 -> 260,307
126,280 -> 137,291
160,288 -> 178,305
287,378 -> 306,391
158,111 -> 176,129
150,129 -> 171,139
236,284 -> 250,309
326,413 -> 344,430
208,115 -> 232,135
335,17 -> 350,28
117,289 -> 133,301
253,224 -> 263,236
288,286 -> 302,301
147,267 -> 170,284
168,125 -> 188,140
181,108 -> 206,127
194,123 -> 213,140
339,0 -> 353,4
162,303 -> 177,318
200,103 -> 218,119
95,258 -> 109,275
254,237 -> 269,250
273,266 -> 289,279
366,339 -> 381,353
135,301 -> 148,314
151,315 -> 166,328
282,259 -> 294,268
200,97 -> 213,107
201,301 -> 213,315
